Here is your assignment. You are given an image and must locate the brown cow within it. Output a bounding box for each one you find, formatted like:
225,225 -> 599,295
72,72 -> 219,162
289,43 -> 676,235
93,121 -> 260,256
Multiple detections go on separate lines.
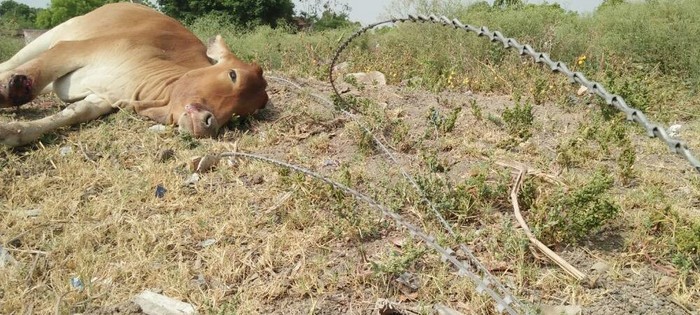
0,3 -> 269,147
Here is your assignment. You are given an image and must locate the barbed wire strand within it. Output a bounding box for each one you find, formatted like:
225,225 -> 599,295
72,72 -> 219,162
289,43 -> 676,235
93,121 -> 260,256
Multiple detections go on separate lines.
220,151 -> 521,314
328,15 -> 700,173
266,75 -> 528,314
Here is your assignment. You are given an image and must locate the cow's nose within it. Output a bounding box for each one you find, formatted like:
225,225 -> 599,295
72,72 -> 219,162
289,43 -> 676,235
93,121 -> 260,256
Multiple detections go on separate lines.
202,112 -> 214,127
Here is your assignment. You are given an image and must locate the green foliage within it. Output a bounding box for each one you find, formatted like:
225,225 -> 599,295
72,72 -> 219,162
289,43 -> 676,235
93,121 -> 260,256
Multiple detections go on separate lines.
36,0 -> 117,28
427,106 -> 461,134
160,0 -> 294,29
597,0 -> 626,12
501,102 -> 534,141
297,0 -> 359,31
469,99 -> 483,121
0,0 -> 41,28
415,166 -> 510,223
370,240 -> 426,277
0,19 -> 23,60
530,171 -> 621,245
645,206 -> 700,270
493,0 -> 522,9
178,132 -> 201,149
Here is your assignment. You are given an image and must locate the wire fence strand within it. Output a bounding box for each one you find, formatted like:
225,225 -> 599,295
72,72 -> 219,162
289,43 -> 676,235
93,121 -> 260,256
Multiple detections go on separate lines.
266,75 -> 529,314
221,151 -> 524,314
329,15 -> 700,174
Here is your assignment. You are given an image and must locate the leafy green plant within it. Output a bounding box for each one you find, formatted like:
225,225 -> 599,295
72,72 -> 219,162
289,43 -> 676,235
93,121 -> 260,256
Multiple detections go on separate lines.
530,171 -> 621,245
427,106 -> 462,134
178,132 -> 201,149
469,99 -> 483,121
645,206 -> 700,270
502,102 -> 534,140
370,241 -> 426,277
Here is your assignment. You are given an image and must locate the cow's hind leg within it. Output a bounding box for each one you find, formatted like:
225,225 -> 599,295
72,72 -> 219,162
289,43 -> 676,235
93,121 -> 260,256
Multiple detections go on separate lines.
0,39 -> 93,108
0,94 -> 114,147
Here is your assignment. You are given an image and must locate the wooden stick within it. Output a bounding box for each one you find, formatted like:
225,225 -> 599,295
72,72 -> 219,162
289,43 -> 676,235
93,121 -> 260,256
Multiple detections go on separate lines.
510,168 -> 587,281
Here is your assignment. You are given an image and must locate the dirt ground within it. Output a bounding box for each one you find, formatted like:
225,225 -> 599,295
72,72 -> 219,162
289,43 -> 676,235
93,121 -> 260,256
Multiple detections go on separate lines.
1,74 -> 698,314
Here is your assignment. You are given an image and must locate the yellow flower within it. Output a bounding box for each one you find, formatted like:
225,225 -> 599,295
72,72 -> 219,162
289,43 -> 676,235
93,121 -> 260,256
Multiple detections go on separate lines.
577,55 -> 587,65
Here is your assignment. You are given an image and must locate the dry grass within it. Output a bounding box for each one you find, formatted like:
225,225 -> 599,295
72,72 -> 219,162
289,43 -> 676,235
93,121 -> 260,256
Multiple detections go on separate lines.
1,69 -> 699,314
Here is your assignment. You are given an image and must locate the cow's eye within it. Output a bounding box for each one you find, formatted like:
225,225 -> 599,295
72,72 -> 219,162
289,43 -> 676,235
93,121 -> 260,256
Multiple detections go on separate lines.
229,70 -> 237,83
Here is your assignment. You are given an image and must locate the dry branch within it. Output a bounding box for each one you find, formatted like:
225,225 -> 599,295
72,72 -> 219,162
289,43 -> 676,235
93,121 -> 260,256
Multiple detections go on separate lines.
510,168 -> 586,281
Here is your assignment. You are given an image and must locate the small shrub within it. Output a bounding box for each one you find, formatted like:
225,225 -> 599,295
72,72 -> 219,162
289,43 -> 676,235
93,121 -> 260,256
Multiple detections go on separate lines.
427,106 -> 462,134
370,241 -> 426,277
469,99 -> 483,121
530,171 -> 621,245
645,206 -> 700,270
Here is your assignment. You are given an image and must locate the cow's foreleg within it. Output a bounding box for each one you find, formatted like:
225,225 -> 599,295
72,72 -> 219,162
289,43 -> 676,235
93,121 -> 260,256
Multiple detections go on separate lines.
0,94 -> 114,147
0,40 -> 90,108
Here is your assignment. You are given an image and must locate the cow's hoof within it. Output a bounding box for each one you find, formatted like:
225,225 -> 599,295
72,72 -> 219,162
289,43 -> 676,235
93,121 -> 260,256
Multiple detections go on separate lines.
7,74 -> 33,106
0,122 -> 24,147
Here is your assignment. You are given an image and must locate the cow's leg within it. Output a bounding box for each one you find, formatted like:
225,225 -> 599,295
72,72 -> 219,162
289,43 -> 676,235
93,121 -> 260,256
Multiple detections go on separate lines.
0,39 -> 93,108
0,94 -> 114,147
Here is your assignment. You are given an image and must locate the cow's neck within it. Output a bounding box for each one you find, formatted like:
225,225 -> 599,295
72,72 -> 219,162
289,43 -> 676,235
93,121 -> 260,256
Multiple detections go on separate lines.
132,60 -> 210,103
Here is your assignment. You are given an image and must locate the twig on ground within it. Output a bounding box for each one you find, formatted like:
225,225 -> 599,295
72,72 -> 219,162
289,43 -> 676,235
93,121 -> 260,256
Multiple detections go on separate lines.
3,248 -> 49,255
494,160 -> 563,186
54,291 -> 70,315
510,167 -> 586,282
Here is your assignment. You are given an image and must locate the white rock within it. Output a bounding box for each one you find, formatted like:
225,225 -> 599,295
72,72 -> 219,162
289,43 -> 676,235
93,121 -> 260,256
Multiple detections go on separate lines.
133,290 -> 197,315
183,173 -> 200,186
576,85 -> 588,96
199,239 -> 216,248
59,146 -> 73,156
346,71 -> 387,86
149,124 -> 167,133
539,304 -> 582,315
668,124 -> 682,137
434,303 -> 464,315
18,208 -> 41,218
0,245 -> 17,268
333,61 -> 350,72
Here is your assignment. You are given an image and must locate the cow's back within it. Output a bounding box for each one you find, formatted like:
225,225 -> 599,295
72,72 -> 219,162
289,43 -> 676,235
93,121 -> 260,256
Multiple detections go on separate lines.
48,3 -> 208,67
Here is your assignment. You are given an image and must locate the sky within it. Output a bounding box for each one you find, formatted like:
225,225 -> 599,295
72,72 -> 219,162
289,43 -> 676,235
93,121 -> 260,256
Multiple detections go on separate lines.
15,0 -> 605,25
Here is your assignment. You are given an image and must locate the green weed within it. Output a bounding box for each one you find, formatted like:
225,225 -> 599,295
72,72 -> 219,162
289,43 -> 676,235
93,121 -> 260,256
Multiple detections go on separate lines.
645,206 -> 700,270
427,106 -> 462,134
530,171 -> 621,245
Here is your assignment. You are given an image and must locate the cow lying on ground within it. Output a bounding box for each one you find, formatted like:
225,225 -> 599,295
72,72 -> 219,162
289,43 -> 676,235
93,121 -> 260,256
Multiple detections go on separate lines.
0,3 -> 269,147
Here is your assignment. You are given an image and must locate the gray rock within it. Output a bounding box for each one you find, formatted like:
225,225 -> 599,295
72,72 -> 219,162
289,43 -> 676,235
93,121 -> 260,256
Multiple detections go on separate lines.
346,71 -> 387,86
590,261 -> 610,274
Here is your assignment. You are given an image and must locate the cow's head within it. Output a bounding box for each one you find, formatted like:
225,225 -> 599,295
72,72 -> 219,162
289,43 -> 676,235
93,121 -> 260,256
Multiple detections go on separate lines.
159,35 -> 269,137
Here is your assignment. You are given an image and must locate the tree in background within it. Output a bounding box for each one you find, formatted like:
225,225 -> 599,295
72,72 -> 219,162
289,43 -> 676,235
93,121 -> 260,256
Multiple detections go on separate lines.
158,0 -> 294,29
0,0 -> 41,28
597,0 -> 626,11
296,0 -> 358,31
35,0 -> 118,28
493,0 -> 523,9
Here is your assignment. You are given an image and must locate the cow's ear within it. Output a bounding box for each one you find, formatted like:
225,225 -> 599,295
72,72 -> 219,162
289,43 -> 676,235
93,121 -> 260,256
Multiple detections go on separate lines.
206,35 -> 233,64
